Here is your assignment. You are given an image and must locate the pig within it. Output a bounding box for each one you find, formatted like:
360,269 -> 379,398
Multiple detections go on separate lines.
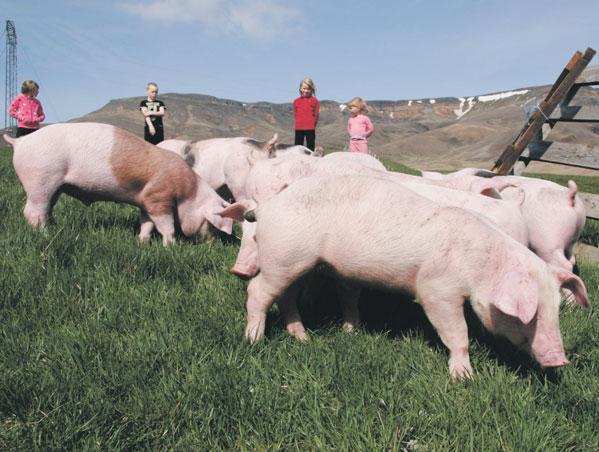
233,152 -> 391,277
218,174 -> 589,379
230,155 -> 516,278
158,135 -> 317,201
2,122 -> 233,245
321,150 -> 387,172
400,182 -> 529,246
422,169 -> 587,271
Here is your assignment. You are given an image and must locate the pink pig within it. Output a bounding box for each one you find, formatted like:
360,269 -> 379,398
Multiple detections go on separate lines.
230,155 -> 515,278
3,123 -> 233,245
401,182 -> 529,246
219,174 -> 589,379
321,151 -> 387,171
159,135 -> 316,201
422,169 -> 587,271
233,153 -> 389,277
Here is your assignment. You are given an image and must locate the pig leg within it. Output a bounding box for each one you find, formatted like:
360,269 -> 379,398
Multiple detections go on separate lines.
23,194 -> 53,229
20,179 -> 63,229
246,272 -> 298,343
417,287 -> 472,380
231,221 -> 259,278
145,206 -> 176,245
138,210 -> 155,242
336,280 -> 361,333
277,285 -> 309,341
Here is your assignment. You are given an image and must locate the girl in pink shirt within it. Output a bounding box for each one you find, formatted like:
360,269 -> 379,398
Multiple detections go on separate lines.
346,97 -> 374,153
9,80 -> 45,137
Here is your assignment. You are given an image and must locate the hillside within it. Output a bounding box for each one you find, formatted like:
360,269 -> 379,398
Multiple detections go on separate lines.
72,79 -> 599,173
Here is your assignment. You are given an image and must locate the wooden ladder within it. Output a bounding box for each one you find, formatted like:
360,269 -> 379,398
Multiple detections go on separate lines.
491,47 -> 599,219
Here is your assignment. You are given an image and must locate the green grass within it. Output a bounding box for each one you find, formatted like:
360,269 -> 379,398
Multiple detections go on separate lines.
0,147 -> 598,450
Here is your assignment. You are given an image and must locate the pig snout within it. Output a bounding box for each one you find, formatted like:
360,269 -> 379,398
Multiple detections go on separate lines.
535,350 -> 570,368
530,332 -> 569,369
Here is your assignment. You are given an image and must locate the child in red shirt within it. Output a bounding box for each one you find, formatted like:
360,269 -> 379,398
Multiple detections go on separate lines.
293,78 -> 320,151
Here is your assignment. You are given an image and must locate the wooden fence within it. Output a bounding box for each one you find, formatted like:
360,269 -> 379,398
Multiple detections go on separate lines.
491,47 -> 599,220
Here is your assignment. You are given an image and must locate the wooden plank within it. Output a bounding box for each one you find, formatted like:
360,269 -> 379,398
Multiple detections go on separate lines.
549,105 -> 599,122
492,48 -> 596,174
522,141 -> 599,170
575,65 -> 599,84
545,51 -> 582,100
574,242 -> 599,264
578,192 -> 599,220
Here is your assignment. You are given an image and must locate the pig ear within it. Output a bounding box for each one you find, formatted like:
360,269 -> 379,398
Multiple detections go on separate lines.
491,271 -> 538,324
471,178 -> 515,199
313,146 -> 325,157
215,203 -> 246,222
421,170 -> 444,180
215,200 -> 256,223
554,268 -> 590,308
206,214 -> 233,235
264,133 -> 278,158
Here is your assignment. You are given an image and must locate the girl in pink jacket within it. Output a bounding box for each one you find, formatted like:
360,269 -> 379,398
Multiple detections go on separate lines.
346,97 -> 374,153
9,80 -> 45,137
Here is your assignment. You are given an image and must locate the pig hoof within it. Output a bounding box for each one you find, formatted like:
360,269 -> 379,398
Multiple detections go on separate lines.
342,322 -> 359,334
293,331 -> 309,342
450,366 -> 474,382
449,358 -> 474,381
245,322 -> 265,344
287,322 -> 309,341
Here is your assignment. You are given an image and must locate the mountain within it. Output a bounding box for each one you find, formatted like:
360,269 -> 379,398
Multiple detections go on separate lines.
72,77 -> 599,173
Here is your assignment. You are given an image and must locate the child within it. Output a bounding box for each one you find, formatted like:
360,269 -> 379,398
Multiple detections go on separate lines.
9,80 -> 45,137
139,82 -> 166,144
293,78 -> 320,151
346,97 -> 374,153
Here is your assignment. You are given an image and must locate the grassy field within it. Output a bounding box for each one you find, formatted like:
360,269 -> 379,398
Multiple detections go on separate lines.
0,145 -> 598,450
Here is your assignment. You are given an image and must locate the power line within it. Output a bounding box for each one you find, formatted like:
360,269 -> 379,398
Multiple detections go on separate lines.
4,20 -> 17,132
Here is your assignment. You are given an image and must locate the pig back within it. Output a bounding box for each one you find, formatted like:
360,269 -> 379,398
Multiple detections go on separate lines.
255,175 -> 499,290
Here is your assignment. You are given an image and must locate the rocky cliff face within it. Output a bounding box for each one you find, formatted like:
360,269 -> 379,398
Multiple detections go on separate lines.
72,83 -> 599,172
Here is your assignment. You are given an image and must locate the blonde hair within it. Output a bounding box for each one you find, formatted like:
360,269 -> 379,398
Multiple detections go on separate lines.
146,82 -> 158,91
299,78 -> 316,95
21,80 -> 39,95
347,97 -> 368,114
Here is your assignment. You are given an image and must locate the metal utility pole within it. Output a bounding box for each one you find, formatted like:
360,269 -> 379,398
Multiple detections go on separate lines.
4,20 -> 17,134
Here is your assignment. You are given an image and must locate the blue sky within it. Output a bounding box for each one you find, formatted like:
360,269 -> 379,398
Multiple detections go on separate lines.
2,0 -> 598,123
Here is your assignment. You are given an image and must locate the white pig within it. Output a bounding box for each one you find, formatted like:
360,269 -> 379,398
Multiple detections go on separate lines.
400,182 -> 529,246
158,135 -> 316,201
230,155 -> 515,278
322,151 -> 387,171
218,174 -> 589,379
3,123 -> 233,244
422,169 -> 587,271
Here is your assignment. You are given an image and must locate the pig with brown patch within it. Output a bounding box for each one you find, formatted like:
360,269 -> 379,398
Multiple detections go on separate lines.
218,174 -> 589,379
3,123 -> 232,244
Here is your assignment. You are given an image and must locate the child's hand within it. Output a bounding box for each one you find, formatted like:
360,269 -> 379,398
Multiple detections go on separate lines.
149,125 -> 156,136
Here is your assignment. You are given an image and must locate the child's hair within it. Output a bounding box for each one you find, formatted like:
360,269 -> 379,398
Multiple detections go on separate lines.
347,97 -> 368,114
21,80 -> 39,95
146,82 -> 158,91
299,78 -> 316,95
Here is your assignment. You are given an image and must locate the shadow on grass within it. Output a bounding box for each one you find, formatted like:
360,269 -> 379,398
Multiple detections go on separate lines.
263,273 -> 563,381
